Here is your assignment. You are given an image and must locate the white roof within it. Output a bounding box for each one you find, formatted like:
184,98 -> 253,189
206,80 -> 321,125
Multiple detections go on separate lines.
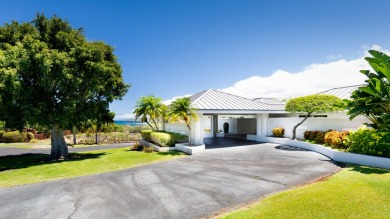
317,85 -> 363,99
190,89 -> 285,111
188,85 -> 363,112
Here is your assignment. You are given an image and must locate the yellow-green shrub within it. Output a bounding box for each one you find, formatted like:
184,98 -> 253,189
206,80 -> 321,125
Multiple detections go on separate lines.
150,132 -> 173,147
348,128 -> 390,158
141,130 -> 154,141
272,127 -> 285,137
26,132 -> 34,142
0,130 -> 5,142
2,131 -> 25,143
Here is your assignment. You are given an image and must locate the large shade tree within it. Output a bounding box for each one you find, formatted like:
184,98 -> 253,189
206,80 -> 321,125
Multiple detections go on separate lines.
285,94 -> 342,139
133,95 -> 165,130
344,50 -> 390,130
0,14 -> 129,158
168,97 -> 198,145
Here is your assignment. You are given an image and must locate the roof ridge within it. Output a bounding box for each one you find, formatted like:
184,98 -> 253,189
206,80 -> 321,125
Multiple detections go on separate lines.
213,89 -> 260,102
213,89 -> 285,106
190,89 -> 212,107
318,84 -> 365,94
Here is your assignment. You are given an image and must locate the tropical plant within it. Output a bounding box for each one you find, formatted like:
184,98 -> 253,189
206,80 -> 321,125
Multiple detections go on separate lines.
348,126 -> 390,158
0,14 -> 129,158
344,50 -> 390,130
168,97 -> 198,145
133,95 -> 165,130
285,94 -> 342,139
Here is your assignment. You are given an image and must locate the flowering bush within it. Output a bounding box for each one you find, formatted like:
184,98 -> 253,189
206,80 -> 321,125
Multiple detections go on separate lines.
272,127 -> 285,137
324,130 -> 349,149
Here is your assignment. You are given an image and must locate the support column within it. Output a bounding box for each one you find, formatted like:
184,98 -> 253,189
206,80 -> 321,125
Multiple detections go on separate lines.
212,114 -> 218,138
190,113 -> 204,145
256,114 -> 262,136
261,113 -> 269,137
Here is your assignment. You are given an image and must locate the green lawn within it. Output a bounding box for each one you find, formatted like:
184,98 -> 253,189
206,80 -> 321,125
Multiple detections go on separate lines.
0,143 -> 36,149
0,147 -> 184,188
221,165 -> 390,219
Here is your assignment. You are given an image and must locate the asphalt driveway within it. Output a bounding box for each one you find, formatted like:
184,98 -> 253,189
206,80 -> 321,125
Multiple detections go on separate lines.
0,141 -> 340,219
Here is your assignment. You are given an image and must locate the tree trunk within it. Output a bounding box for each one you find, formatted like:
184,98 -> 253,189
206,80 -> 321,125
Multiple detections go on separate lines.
51,124 -> 68,159
95,130 -> 99,144
291,113 -> 311,140
73,126 -> 77,145
187,126 -> 192,146
162,116 -> 165,131
152,119 -> 159,131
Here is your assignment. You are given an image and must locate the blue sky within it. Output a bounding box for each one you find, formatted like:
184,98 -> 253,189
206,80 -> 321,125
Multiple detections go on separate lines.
1,0 -> 389,118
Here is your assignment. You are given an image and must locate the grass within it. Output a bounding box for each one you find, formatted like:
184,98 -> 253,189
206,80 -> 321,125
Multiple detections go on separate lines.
0,143 -> 36,149
220,165 -> 390,219
0,147 -> 184,188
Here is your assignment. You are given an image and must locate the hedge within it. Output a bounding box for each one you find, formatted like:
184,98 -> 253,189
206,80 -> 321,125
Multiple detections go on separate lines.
141,130 -> 154,141
0,130 -> 5,142
2,131 -> 25,143
348,128 -> 390,158
0,131 -> 35,143
141,130 -> 188,147
150,132 -> 173,147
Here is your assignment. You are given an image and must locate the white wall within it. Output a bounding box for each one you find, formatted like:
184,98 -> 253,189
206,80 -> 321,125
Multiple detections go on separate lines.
201,116 -> 213,138
165,123 -> 189,135
267,113 -> 370,139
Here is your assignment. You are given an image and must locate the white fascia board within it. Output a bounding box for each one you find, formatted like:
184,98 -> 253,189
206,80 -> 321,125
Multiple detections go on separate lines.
198,110 -> 287,114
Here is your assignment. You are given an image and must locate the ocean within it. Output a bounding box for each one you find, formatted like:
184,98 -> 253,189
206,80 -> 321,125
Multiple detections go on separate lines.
114,121 -> 145,126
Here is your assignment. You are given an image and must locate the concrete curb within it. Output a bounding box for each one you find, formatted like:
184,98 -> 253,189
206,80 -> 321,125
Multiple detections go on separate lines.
248,135 -> 390,169
138,139 -> 176,152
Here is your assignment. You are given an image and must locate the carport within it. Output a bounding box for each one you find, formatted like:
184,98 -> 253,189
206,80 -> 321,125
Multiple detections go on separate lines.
188,89 -> 285,145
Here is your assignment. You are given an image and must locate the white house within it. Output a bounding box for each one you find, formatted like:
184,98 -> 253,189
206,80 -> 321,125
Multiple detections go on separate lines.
165,85 -> 370,145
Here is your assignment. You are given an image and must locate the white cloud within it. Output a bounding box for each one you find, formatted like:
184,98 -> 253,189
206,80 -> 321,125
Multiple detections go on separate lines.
114,113 -> 135,121
162,94 -> 192,105
221,45 -> 389,99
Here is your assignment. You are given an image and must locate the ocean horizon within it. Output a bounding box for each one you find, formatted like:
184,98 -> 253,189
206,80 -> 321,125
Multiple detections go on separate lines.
114,121 -> 145,126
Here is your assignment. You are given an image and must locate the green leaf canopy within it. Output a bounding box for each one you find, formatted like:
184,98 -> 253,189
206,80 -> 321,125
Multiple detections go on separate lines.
0,13 -> 129,129
345,50 -> 390,130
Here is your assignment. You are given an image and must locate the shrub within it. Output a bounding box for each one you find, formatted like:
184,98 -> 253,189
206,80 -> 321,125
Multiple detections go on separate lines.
26,132 -> 34,142
142,130 -> 188,146
348,128 -> 390,158
314,131 -> 326,144
143,146 -> 154,153
303,130 -> 311,140
29,139 -> 39,143
324,130 -> 349,149
167,132 -> 188,143
272,128 -> 285,137
141,130 -> 154,141
0,130 -> 5,142
150,132 -> 173,147
2,131 -> 25,143
130,142 -> 143,151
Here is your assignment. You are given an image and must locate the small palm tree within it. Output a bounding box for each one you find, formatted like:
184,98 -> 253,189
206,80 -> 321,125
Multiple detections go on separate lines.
133,95 -> 165,130
169,97 -> 198,145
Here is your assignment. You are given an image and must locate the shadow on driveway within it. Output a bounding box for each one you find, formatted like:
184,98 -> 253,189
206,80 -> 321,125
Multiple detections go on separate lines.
204,137 -> 260,149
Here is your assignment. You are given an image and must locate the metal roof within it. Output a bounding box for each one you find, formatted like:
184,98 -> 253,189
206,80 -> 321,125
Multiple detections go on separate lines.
317,85 -> 363,99
253,97 -> 286,104
190,89 -> 285,111
188,85 -> 364,112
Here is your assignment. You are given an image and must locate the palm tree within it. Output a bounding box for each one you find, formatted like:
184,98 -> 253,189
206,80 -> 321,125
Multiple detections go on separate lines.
133,95 -> 165,130
168,97 -> 198,145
